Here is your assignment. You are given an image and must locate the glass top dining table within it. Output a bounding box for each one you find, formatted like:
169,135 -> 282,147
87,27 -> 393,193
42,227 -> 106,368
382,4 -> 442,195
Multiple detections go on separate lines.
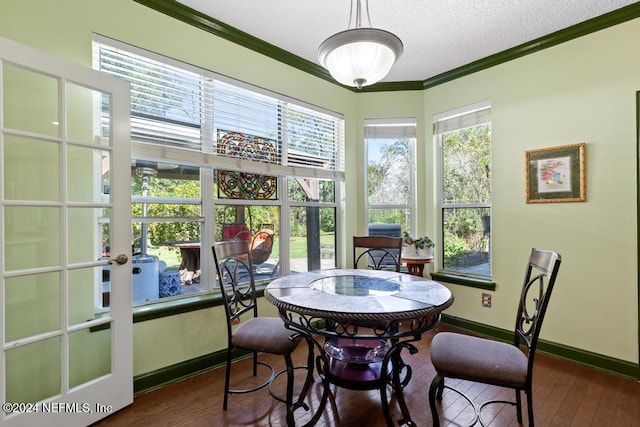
265,268 -> 453,329
264,269 -> 454,426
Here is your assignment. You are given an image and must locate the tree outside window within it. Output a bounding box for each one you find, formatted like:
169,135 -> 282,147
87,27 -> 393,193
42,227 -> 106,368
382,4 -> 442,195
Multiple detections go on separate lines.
365,120 -> 416,234
437,107 -> 491,277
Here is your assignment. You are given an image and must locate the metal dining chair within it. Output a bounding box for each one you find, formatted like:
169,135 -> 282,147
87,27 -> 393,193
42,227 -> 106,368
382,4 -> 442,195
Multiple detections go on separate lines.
353,235 -> 403,271
212,240 -> 314,426
429,248 -> 562,427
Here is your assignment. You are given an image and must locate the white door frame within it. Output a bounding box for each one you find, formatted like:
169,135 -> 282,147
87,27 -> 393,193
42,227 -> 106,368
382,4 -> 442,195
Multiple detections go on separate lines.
0,36 -> 132,426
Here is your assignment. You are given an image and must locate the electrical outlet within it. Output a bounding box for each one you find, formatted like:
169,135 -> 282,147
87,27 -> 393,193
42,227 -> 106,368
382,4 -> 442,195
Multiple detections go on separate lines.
481,293 -> 491,308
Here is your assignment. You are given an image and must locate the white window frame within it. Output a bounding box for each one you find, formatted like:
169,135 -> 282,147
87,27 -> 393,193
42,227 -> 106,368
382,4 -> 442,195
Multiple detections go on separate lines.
364,118 -> 417,235
435,102 -> 491,278
93,36 -> 344,304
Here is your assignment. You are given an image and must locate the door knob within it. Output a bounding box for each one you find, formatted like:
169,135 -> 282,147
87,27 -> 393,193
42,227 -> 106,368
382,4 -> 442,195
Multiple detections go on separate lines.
108,254 -> 129,265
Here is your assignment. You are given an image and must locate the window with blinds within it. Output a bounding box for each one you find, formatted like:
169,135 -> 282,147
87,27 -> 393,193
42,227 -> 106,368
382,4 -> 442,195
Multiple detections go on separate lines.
92,36 -> 343,304
434,101 -> 492,277
93,36 -> 344,176
364,118 -> 416,235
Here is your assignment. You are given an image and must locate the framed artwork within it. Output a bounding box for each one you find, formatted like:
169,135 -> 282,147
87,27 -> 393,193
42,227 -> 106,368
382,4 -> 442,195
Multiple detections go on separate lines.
525,142 -> 586,203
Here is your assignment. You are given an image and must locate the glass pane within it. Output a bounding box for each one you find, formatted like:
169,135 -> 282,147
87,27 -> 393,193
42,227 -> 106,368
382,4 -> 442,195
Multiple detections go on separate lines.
288,178 -> 335,203
442,124 -> 491,204
68,147 -> 110,203
367,137 -> 411,205
216,205 -> 281,279
69,267 -> 107,324
5,272 -> 60,342
367,209 -> 410,233
290,206 -> 336,273
2,63 -> 59,136
68,208 -> 101,264
132,220 -> 202,301
66,82 -> 106,143
132,161 -> 200,198
69,327 -> 111,388
442,207 -> 491,276
131,203 -> 201,218
3,134 -> 59,201
4,206 -> 60,271
6,337 -> 61,404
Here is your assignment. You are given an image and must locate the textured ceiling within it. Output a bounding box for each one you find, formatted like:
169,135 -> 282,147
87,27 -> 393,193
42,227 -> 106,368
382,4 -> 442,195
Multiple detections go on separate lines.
177,0 -> 638,83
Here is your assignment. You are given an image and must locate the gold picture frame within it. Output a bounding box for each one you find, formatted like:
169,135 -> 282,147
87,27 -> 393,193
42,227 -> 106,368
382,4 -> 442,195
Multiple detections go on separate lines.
525,143 -> 586,203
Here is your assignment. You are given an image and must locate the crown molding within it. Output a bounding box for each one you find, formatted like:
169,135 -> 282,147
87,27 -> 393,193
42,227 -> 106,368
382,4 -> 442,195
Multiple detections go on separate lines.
135,0 -> 640,93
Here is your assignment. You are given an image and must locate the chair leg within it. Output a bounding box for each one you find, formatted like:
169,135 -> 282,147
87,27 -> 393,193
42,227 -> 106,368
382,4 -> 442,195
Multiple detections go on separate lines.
436,375 -> 444,400
515,389 -> 523,424
223,347 -> 233,410
252,350 -> 258,377
526,388 -> 535,427
428,374 -> 444,427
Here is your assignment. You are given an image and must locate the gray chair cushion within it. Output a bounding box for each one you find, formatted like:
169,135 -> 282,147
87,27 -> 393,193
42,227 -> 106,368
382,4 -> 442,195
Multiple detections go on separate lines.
431,332 -> 528,388
232,317 -> 300,355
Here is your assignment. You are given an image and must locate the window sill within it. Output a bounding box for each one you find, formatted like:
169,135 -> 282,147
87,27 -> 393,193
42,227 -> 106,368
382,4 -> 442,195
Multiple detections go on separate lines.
132,284 -> 268,323
430,272 -> 496,291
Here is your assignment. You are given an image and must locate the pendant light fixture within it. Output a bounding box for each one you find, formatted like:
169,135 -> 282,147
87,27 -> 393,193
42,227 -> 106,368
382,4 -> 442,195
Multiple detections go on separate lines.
318,0 -> 403,89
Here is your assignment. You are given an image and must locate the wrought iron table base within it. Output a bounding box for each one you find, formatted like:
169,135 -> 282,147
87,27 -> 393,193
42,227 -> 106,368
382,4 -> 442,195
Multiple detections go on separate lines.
279,314 -> 440,426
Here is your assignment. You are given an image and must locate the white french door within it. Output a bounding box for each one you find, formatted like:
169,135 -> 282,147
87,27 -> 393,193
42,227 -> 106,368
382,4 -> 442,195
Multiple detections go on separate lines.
0,37 -> 132,426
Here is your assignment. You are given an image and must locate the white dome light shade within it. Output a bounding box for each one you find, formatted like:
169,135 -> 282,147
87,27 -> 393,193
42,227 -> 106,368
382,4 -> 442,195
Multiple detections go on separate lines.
318,28 -> 403,89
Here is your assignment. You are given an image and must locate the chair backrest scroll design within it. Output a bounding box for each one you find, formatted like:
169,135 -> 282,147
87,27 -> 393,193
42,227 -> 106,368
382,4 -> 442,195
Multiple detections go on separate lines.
514,248 -> 561,367
212,241 -> 258,330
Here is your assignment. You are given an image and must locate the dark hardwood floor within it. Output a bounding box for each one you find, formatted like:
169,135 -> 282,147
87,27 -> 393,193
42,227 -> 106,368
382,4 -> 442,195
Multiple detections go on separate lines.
93,327 -> 640,427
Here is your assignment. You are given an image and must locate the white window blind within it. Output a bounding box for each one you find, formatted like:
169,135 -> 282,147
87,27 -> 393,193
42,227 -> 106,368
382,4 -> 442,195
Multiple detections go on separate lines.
93,36 -> 344,176
364,118 -> 416,139
96,42 -> 203,149
433,101 -> 491,134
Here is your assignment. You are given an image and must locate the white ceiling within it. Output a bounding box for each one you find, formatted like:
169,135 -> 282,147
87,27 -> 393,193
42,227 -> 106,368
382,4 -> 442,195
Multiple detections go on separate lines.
177,0 -> 638,83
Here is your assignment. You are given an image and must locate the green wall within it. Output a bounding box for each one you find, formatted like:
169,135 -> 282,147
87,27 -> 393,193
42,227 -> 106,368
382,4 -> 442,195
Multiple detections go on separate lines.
420,19 -> 640,363
1,0 -> 638,380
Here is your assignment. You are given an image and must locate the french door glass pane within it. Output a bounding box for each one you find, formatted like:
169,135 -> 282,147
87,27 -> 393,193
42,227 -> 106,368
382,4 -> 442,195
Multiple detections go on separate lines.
68,208 -> 102,264
4,272 -> 60,342
66,82 -> 102,143
69,328 -> 111,388
5,337 -> 61,404
68,266 -> 107,325
4,206 -> 60,271
2,63 -> 59,136
67,146 -> 110,203
3,134 -> 59,201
